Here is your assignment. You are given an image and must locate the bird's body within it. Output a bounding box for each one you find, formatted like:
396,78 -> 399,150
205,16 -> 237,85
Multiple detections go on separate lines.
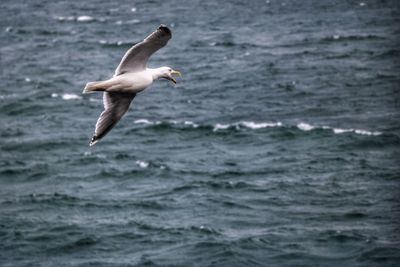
84,69 -> 154,94
83,25 -> 181,146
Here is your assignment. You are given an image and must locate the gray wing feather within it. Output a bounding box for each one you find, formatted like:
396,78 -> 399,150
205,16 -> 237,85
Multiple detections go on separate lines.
114,25 -> 172,76
90,92 -> 136,146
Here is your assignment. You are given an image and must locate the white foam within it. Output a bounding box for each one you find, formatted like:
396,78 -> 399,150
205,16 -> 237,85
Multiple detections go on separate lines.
297,122 -> 314,131
61,93 -> 81,100
136,160 -> 149,168
51,93 -> 58,98
213,121 -> 283,131
354,129 -> 381,136
359,2 -> 366,6
115,19 -> 140,25
135,119 -> 200,128
0,93 -> 18,100
333,128 -> 381,136
184,121 -> 199,128
333,35 -> 340,40
114,19 -> 140,26
126,19 -> 140,24
332,128 -> 352,134
25,77 -> 31,82
240,121 -> 282,129
56,16 -> 75,21
131,7 -> 137,12
77,16 -> 93,22
296,122 -> 381,136
134,119 -> 154,125
130,119 -> 382,137
213,123 -> 231,131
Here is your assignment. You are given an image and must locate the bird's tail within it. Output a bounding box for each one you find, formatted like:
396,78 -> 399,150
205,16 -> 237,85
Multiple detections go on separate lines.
83,81 -> 106,94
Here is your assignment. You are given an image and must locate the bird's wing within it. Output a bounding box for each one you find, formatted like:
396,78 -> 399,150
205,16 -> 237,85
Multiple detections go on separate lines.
114,25 -> 172,76
90,92 -> 136,146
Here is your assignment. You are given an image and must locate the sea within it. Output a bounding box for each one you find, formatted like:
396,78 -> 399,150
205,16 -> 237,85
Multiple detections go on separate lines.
1,0 -> 399,266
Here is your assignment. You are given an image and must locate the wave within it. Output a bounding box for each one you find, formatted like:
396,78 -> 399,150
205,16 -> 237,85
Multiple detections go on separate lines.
134,119 -> 159,125
51,93 -> 82,100
132,119 -> 382,137
0,93 -> 19,100
135,160 -> 149,168
374,49 -> 400,59
321,34 -> 385,42
214,121 -> 283,131
296,122 -> 381,136
55,15 -> 97,23
115,19 -> 140,25
2,193 -> 170,211
98,40 -> 135,47
76,16 -> 94,22
133,119 -> 281,131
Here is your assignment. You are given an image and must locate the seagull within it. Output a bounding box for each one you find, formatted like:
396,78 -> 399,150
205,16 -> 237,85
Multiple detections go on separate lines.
83,25 -> 181,146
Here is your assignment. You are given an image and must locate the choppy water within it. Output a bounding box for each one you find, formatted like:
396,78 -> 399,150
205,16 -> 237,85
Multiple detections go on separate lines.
1,0 -> 400,266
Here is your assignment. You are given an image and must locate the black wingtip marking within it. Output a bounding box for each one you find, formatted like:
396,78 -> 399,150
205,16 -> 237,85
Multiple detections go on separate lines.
159,24 -> 171,35
90,135 -> 99,146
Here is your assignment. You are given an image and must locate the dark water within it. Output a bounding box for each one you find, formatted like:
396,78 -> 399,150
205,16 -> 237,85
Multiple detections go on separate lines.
1,0 -> 400,266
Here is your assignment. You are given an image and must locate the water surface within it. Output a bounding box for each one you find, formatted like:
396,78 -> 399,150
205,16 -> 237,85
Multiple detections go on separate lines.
1,0 -> 399,266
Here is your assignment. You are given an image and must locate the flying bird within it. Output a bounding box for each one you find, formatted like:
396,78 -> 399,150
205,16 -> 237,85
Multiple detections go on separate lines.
83,25 -> 181,146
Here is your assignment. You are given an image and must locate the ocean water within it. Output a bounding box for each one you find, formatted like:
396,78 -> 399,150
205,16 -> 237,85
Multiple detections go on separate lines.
1,0 -> 400,266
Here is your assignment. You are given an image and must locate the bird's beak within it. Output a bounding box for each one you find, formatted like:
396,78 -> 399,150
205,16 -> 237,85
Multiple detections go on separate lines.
169,70 -> 181,85
171,70 -> 182,77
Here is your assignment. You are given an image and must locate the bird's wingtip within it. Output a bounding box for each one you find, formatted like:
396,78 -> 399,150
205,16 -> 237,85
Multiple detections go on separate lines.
89,136 -> 99,147
158,24 -> 171,34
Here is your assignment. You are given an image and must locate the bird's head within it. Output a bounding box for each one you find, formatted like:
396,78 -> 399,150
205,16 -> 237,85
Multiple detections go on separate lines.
157,66 -> 181,85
